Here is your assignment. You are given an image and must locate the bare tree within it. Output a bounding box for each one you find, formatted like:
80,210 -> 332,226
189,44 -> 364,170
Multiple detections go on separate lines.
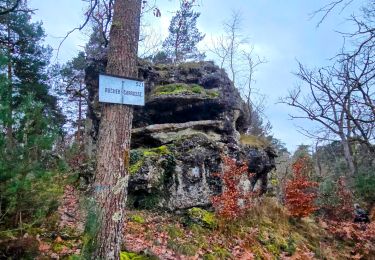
281,58 -> 374,176
209,12 -> 269,135
209,11 -> 245,85
138,22 -> 163,58
311,0 -> 355,27
242,47 -> 267,110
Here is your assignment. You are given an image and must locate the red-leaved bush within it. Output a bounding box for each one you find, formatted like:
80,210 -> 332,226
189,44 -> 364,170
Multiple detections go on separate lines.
285,157 -> 318,218
212,156 -> 255,219
334,177 -> 354,221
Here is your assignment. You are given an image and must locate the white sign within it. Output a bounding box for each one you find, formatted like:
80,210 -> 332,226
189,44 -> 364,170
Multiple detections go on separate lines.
99,74 -> 145,106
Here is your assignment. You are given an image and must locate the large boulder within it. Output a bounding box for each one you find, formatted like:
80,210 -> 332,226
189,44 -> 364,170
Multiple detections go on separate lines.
83,60 -> 276,210
125,61 -> 276,210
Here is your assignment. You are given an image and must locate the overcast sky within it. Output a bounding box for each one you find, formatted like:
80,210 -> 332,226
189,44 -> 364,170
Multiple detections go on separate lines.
29,0 -> 362,152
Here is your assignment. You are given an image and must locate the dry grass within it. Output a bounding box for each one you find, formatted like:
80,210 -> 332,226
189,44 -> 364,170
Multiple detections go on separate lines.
239,135 -> 269,148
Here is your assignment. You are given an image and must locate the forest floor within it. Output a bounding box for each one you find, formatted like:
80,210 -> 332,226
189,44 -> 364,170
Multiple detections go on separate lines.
121,199 -> 375,260
1,191 -> 374,259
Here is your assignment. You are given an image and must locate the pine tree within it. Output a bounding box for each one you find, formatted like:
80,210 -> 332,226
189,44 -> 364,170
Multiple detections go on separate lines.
163,0 -> 205,63
60,52 -> 88,146
92,0 -> 142,258
0,0 -> 64,228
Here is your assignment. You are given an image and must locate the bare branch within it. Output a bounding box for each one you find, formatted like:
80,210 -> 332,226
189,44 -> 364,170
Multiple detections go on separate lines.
56,0 -> 99,59
311,0 -> 355,27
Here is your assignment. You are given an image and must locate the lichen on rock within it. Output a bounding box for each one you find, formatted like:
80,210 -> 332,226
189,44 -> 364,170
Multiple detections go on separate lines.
85,60 -> 277,211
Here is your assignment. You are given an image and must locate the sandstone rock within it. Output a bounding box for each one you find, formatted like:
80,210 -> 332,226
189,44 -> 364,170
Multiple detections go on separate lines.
84,60 -> 276,210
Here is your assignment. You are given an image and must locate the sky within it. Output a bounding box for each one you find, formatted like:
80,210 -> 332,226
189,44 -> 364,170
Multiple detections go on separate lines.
29,0 -> 362,152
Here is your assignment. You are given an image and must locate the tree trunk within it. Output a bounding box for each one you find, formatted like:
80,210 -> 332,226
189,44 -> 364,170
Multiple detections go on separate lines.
6,21 -> 13,149
92,0 -> 141,259
77,83 -> 82,149
340,134 -> 356,176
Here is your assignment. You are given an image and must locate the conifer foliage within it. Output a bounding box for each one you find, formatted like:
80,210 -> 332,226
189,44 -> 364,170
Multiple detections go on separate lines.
163,0 -> 205,63
285,157 -> 318,218
0,0 -> 63,229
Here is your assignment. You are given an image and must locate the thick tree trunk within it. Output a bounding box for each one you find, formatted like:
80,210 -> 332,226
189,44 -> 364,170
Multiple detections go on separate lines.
92,0 -> 141,259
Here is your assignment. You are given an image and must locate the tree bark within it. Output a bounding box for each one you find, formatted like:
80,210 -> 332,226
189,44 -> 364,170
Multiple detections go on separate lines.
6,19 -> 13,149
92,0 -> 141,259
340,133 -> 356,176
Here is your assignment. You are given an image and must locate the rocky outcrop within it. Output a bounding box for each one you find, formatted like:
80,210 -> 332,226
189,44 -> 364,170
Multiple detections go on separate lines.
124,61 -> 276,210
83,60 -> 276,210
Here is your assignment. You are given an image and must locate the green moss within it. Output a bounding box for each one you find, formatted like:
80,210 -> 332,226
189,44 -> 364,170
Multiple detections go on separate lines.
120,251 -> 157,260
203,254 -> 216,260
256,225 -> 296,257
266,243 -> 280,256
129,160 -> 143,175
207,90 -> 220,98
130,214 -> 145,224
143,145 -> 170,156
153,83 -> 191,95
187,207 -> 218,229
167,224 -> 184,239
52,243 -> 64,253
178,61 -> 202,70
191,84 -> 203,94
152,83 -> 218,99
81,198 -> 100,258
129,146 -> 172,175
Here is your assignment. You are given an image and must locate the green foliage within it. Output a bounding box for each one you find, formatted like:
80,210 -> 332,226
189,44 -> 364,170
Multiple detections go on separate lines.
355,171 -> 375,203
162,1 -> 205,62
152,51 -> 172,64
187,207 -> 218,229
0,0 -> 64,233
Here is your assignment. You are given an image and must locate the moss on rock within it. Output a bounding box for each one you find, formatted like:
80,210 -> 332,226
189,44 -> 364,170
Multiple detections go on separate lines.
129,145 -> 172,175
240,134 -> 269,148
152,83 -> 219,98
187,207 -> 218,229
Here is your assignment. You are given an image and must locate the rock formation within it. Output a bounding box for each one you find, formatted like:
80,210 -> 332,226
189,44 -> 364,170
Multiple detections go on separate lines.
84,60 -> 276,210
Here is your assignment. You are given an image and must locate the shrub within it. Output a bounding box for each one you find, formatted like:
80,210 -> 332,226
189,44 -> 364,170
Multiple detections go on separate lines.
211,156 -> 255,219
285,157 -> 318,218
318,177 -> 353,221
355,170 -> 375,205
